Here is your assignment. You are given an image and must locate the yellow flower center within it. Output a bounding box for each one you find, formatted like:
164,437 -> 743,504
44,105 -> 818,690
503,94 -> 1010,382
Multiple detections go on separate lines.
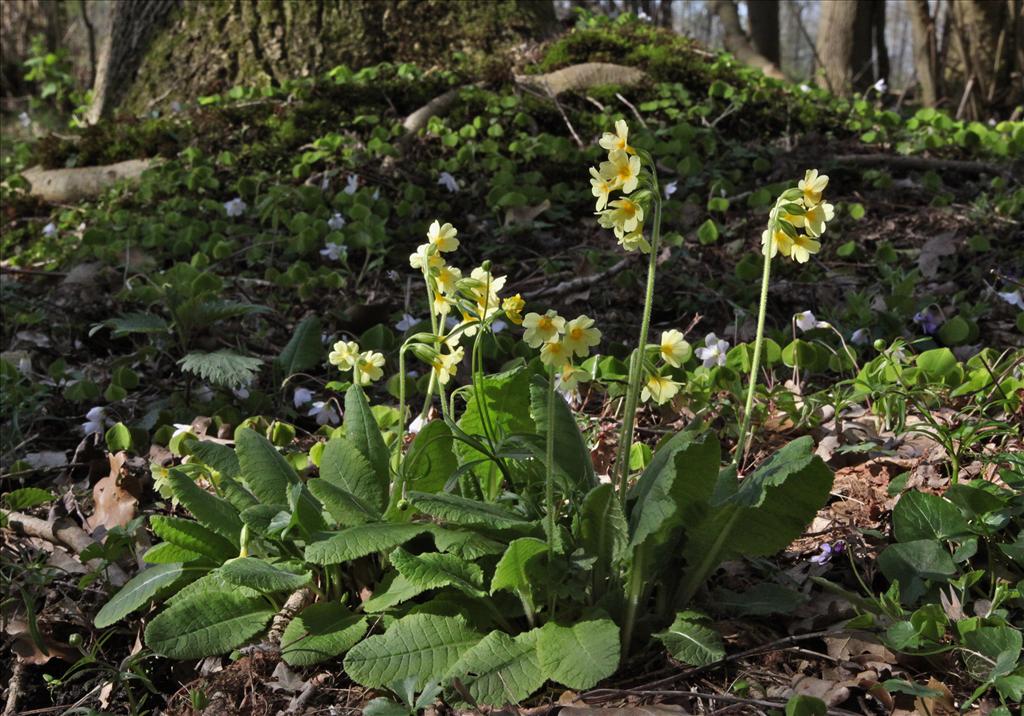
570,327 -> 584,340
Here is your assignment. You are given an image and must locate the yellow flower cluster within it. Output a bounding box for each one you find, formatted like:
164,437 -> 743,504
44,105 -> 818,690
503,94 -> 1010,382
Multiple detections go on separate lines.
328,340 -> 385,386
590,120 -> 651,254
761,169 -> 835,263
523,310 -> 601,391
639,329 -> 692,405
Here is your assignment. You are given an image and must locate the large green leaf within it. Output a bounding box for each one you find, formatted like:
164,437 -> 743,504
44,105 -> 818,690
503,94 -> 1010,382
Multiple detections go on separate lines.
363,572 -> 430,612
878,540 -> 957,584
402,420 -> 458,495
892,491 -> 971,542
391,548 -> 485,597
143,542 -> 203,564
276,315 -> 322,376
145,589 -> 274,659
165,571 -> 262,605
281,602 -> 368,666
579,483 -> 628,574
655,611 -> 725,666
446,629 -> 545,706
165,469 -> 242,546
219,557 -> 311,593
537,618 -> 620,690
409,491 -> 532,529
343,613 -> 483,690
456,367 -> 534,478
149,516 -> 237,562
344,386 -> 391,489
187,440 -> 241,480
431,526 -> 506,559
308,478 -> 378,527
94,563 -> 190,628
236,427 -> 298,506
529,377 -> 596,491
304,523 -> 430,564
629,431 -> 720,549
491,538 -> 547,597
319,436 -> 386,516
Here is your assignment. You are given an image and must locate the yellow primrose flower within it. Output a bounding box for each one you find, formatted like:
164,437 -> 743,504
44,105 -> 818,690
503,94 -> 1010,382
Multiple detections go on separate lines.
659,329 -> 691,368
761,226 -> 794,259
790,233 -> 821,263
426,220 -> 459,252
562,314 -> 601,358
328,340 -> 360,370
779,206 -> 806,228
436,264 -> 462,295
641,373 -> 679,405
798,169 -> 829,206
804,201 -> 834,237
590,167 -> 615,212
599,149 -> 642,194
599,198 -> 644,236
618,229 -> 650,253
353,350 -> 385,385
558,362 -> 589,393
433,292 -> 454,317
539,338 -> 570,369
410,243 -> 443,271
445,313 -> 479,346
522,310 -> 565,348
502,294 -> 526,325
432,345 -> 464,385
465,266 -> 506,318
599,119 -> 635,155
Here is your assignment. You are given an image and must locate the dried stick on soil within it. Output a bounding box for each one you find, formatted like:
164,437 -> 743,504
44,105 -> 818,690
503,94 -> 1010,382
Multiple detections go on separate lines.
830,153 -> 1017,175
523,256 -> 634,300
2,656 -> 25,716
4,511 -> 129,586
266,588 -> 315,647
579,689 -> 862,716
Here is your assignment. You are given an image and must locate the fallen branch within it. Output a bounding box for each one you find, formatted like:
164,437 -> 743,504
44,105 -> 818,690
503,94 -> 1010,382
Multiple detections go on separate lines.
4,511 -> 129,586
578,688 -> 862,716
19,159 -> 157,203
515,63 -> 647,97
1,656 -> 25,716
830,153 -> 1017,176
266,587 -> 315,647
522,256 -> 634,300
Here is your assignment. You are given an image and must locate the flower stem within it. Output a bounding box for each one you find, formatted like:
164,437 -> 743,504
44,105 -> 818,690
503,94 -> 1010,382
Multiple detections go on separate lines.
614,198 -> 662,504
734,246 -> 773,470
545,365 -> 557,618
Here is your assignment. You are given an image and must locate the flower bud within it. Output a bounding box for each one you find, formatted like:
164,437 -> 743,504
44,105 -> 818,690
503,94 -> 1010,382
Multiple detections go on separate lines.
873,339 -> 886,351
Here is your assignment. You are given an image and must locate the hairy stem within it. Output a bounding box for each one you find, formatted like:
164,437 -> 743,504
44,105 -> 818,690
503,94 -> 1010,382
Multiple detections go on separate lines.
545,366 -> 558,618
734,246 -> 773,469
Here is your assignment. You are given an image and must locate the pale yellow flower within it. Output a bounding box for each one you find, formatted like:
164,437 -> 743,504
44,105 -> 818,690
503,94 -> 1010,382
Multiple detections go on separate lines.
353,350 -> 385,385
798,169 -> 829,206
617,229 -> 650,253
410,243 -> 443,271
558,362 -> 589,393
790,233 -> 821,263
804,201 -> 834,237
561,315 -> 601,358
641,374 -> 679,405
522,310 -> 565,348
598,198 -> 644,236
539,338 -> 570,369
599,119 -> 635,155
328,340 -> 360,370
465,266 -> 506,319
502,294 -> 526,325
659,330 -> 691,368
761,226 -> 794,259
426,220 -> 459,252
599,149 -> 642,194
433,292 -> 454,317
432,345 -> 464,385
436,264 -> 462,295
590,167 -> 615,212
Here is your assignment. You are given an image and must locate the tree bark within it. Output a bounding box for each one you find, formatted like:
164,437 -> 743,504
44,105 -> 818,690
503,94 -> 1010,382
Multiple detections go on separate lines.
815,0 -> 885,95
909,0 -> 940,106
712,0 -> 785,79
746,0 -> 780,68
946,0 -> 1023,118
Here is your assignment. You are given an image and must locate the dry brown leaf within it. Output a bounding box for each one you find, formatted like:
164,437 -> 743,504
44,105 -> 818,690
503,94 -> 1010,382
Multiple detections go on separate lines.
85,451 -> 140,535
917,232 -> 957,279
504,198 -> 551,227
914,678 -> 956,715
5,618 -> 77,665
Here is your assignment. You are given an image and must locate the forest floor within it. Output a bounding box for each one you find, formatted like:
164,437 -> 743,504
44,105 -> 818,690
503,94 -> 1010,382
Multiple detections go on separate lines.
1,15 -> 1023,716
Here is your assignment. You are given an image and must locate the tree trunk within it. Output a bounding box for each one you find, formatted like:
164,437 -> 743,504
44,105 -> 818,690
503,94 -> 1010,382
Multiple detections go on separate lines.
909,0 -> 940,106
946,0 -> 1023,118
87,0 -> 559,119
712,0 -> 785,79
815,0 -> 885,95
746,0 -> 780,67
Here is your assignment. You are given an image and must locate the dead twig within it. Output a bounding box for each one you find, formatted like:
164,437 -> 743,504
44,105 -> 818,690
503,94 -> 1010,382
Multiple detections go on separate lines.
580,688 -> 861,716
4,511 -> 129,586
2,657 -> 26,716
522,256 -> 634,300
266,588 -> 315,647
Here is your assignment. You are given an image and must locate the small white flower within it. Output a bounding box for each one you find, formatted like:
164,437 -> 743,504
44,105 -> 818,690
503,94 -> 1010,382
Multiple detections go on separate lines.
16,356 -> 31,375
663,180 -> 678,199
344,174 -> 359,195
232,384 -> 250,400
872,78 -> 888,94
695,333 -> 729,369
888,347 -> 907,363
172,423 -> 193,438
42,222 -> 57,237
637,8 -> 651,21
799,84 -> 811,93
795,310 -> 818,332
850,328 -> 871,346
395,313 -> 420,331
81,406 -> 109,436
997,290 -> 1024,310
407,369 -> 420,379
438,171 -> 460,193
372,188 -> 380,201
19,111 -> 31,128
320,242 -> 347,261
408,414 -> 426,435
491,319 -> 508,334
327,212 -> 346,231
386,270 -> 400,282
293,387 -> 314,408
195,384 -> 214,402
170,100 -> 183,113
224,197 -> 247,217
320,175 -> 331,192
307,401 -> 340,426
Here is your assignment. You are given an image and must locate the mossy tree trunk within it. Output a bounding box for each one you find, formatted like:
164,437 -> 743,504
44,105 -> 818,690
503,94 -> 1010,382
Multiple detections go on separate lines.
746,0 -> 780,68
946,0 -> 1023,119
712,0 -> 784,80
814,0 -> 887,96
88,0 -> 559,120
